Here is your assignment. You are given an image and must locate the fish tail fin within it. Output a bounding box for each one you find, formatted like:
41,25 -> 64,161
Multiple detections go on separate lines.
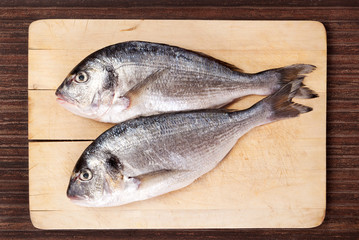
254,64 -> 318,99
229,79 -> 312,132
261,79 -> 313,122
276,64 -> 318,99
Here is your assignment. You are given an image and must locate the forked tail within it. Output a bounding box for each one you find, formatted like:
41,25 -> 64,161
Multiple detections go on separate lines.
261,79 -> 313,123
252,64 -> 318,99
230,79 -> 313,130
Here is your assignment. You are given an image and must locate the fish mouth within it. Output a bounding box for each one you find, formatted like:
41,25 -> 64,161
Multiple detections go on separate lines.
67,195 -> 86,201
66,182 -> 87,202
56,97 -> 68,105
67,188 -> 86,201
55,89 -> 67,102
55,89 -> 76,106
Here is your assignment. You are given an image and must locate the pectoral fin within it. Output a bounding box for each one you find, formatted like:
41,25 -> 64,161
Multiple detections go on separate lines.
112,96 -> 130,111
123,176 -> 141,191
123,68 -> 170,105
125,169 -> 188,190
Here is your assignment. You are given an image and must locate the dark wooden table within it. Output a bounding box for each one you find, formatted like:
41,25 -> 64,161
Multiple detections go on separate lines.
1,0 -> 358,239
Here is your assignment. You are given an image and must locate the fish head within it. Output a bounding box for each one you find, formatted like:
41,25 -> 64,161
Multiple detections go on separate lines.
55,56 -> 117,120
66,148 -> 127,207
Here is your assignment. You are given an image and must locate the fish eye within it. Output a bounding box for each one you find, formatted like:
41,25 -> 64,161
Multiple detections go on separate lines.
75,71 -> 88,83
79,168 -> 92,181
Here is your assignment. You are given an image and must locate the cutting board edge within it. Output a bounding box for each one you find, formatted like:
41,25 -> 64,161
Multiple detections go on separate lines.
29,207 -> 326,230
28,19 -> 327,229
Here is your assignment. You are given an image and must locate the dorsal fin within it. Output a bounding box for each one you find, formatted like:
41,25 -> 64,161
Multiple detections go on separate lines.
192,50 -> 243,73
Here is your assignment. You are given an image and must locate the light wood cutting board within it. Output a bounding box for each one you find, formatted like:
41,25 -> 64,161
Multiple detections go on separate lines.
28,20 -> 327,229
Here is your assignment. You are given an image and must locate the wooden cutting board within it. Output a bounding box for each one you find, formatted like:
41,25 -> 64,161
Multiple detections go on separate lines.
28,20 -> 327,229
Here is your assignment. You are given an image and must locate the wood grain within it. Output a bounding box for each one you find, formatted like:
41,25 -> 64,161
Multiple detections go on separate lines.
0,0 -> 358,239
28,20 -> 325,141
29,141 -> 326,229
27,20 -> 326,229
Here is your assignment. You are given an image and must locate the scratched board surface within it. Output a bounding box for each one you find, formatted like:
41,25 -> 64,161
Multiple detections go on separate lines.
28,20 -> 326,229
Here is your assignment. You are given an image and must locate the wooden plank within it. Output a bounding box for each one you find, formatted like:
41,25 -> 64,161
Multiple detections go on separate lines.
28,90 -> 325,140
28,20 -> 327,229
2,0 -> 359,7
28,20 -> 326,90
29,20 -> 326,50
29,49 -> 325,90
29,139 -> 325,229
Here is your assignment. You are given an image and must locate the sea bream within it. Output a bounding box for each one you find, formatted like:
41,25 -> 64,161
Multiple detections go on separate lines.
55,41 -> 317,123
66,80 -> 313,207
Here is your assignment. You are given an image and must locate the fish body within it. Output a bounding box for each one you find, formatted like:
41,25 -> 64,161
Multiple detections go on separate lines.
56,41 -> 317,123
66,80 -> 312,207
